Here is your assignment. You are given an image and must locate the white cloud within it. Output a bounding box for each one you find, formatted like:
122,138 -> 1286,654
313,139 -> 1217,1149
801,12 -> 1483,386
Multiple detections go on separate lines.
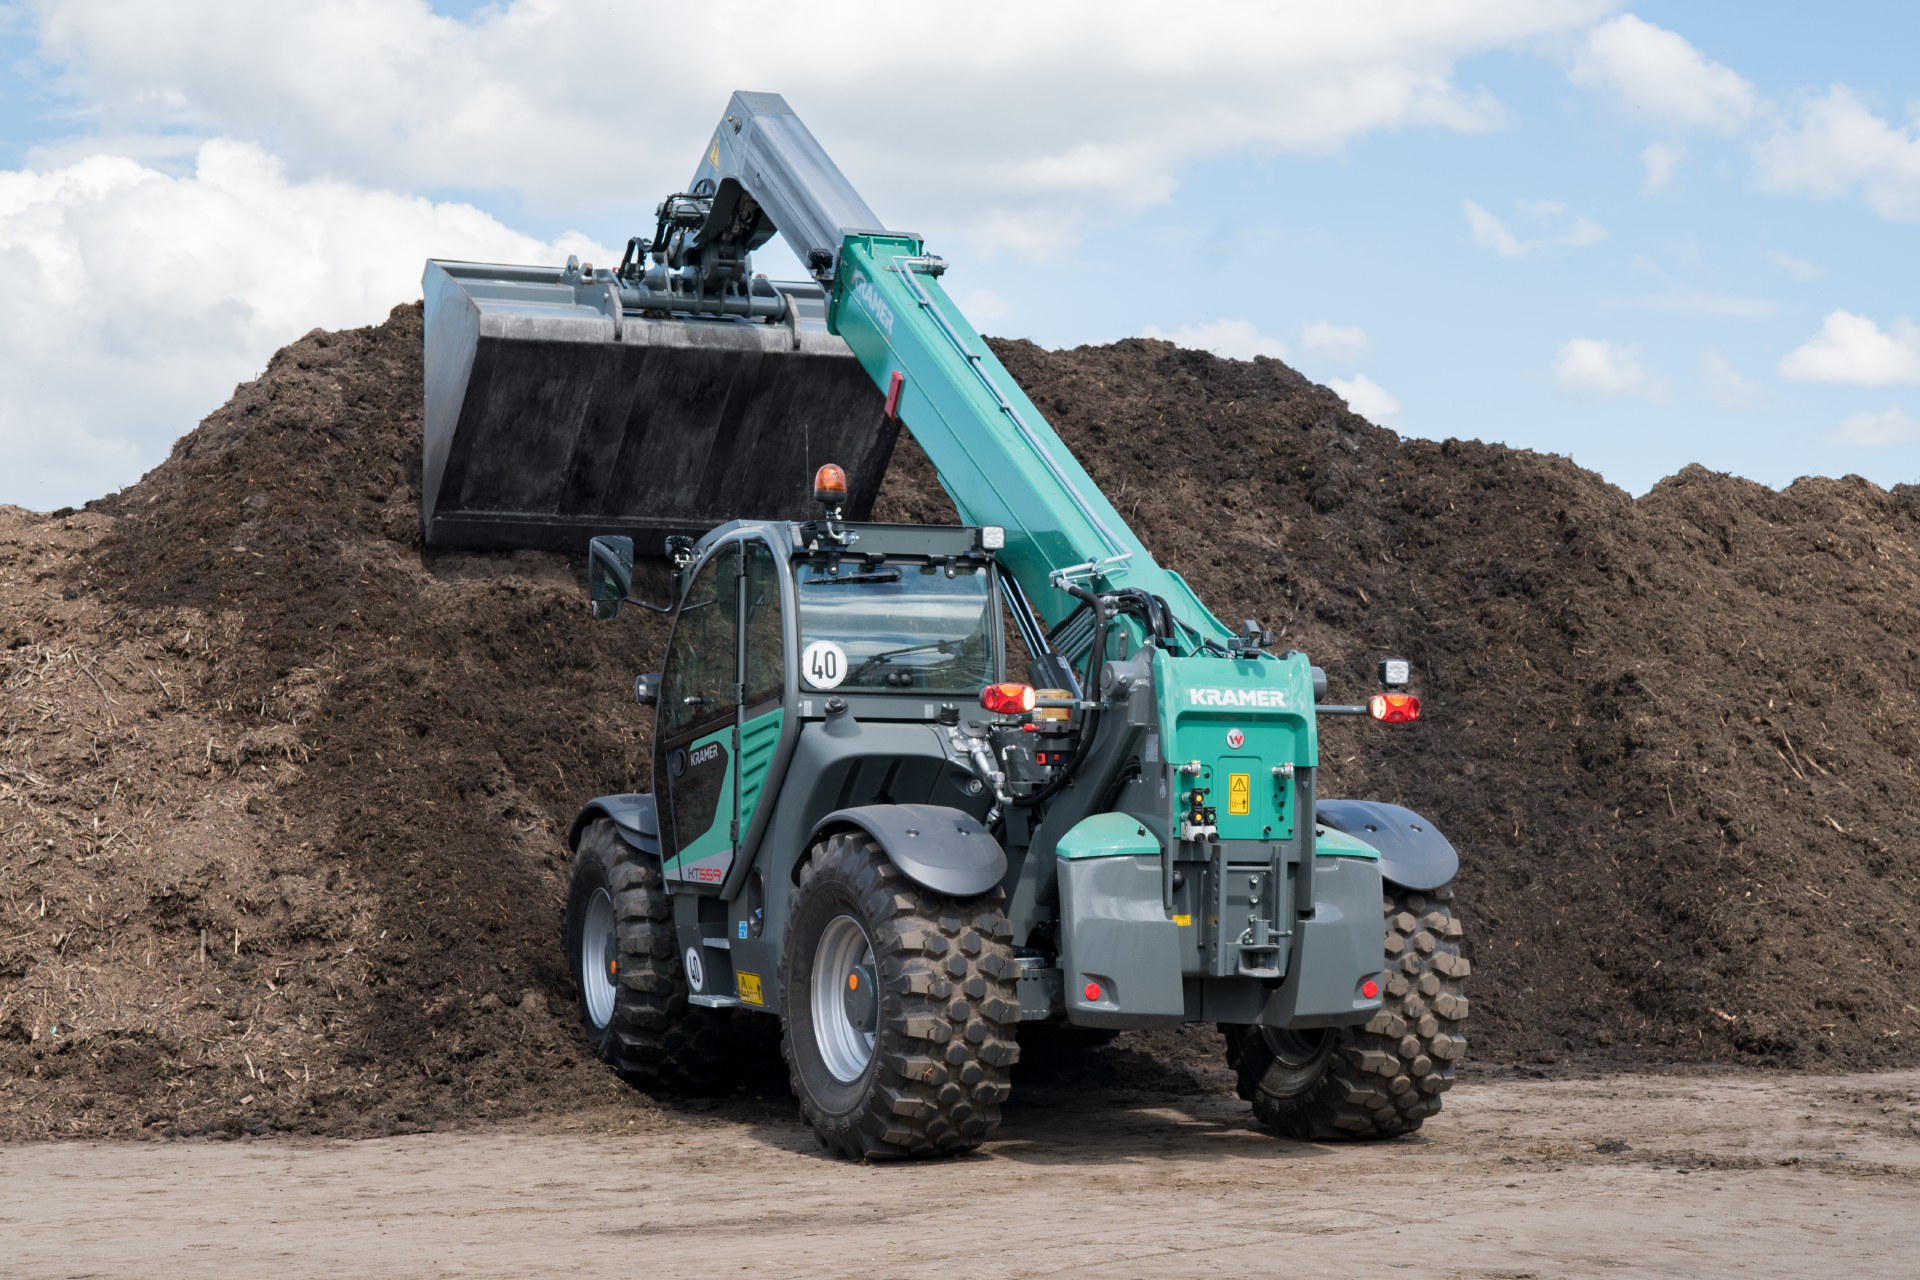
1554,338 -> 1666,399
1699,350 -> 1760,408
1563,216 -> 1609,246
1640,140 -> 1685,194
1464,198 -> 1527,256
0,0 -> 1628,504
29,0 -> 1611,253
1753,86 -> 1920,221
1300,321 -> 1370,362
1824,407 -> 1919,448
1778,311 -> 1920,386
1141,319 -> 1288,361
1569,15 -> 1756,134
1326,374 -> 1401,426
1765,250 -> 1824,282
0,140 -> 609,507
1463,197 -> 1608,256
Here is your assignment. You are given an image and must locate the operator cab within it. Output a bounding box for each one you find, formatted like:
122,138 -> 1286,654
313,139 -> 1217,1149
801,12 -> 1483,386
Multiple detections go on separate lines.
584,468 -> 1010,897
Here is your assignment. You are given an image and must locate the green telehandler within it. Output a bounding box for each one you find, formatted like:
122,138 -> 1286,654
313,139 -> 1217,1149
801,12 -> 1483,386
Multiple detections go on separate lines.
423,92 -> 1468,1159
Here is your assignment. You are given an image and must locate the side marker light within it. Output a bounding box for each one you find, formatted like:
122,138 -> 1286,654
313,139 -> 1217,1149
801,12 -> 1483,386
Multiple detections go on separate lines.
1084,982 -> 1102,1001
1361,979 -> 1379,999
980,682 -> 1037,715
1369,693 -> 1421,724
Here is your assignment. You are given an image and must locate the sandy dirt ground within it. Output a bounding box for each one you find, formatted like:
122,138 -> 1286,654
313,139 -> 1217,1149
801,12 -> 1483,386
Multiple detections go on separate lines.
5,1067 -> 1918,1279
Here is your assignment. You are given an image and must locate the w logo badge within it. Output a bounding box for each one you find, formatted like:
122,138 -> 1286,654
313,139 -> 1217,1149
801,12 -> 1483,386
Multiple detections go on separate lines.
1225,728 -> 1245,749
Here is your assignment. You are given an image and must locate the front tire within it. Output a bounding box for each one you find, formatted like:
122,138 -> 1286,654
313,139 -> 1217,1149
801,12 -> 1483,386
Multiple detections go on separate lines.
781,831 -> 1022,1159
564,818 -> 733,1092
1226,883 -> 1470,1139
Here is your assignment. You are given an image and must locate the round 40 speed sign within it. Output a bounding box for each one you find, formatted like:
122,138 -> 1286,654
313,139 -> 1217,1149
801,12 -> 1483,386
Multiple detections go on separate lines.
801,639 -> 848,690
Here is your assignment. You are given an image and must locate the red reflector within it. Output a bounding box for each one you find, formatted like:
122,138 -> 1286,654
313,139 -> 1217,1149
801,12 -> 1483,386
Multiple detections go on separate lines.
980,682 -> 1037,715
812,463 -> 848,505
884,369 -> 905,420
1369,693 -> 1421,724
1362,979 -> 1379,999
1084,982 -> 1102,1001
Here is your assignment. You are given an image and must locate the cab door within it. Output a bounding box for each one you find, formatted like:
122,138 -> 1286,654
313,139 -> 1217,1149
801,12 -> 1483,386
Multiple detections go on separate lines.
735,538 -> 788,855
656,547 -> 741,887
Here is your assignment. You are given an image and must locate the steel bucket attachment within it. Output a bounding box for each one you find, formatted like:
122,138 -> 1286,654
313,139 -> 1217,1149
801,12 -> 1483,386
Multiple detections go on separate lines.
421,258 -> 893,552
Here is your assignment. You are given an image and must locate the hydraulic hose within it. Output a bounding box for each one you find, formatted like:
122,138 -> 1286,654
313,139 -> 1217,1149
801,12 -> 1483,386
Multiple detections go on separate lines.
1003,581 -> 1111,811
1008,707 -> 1101,809
1063,584 -> 1109,696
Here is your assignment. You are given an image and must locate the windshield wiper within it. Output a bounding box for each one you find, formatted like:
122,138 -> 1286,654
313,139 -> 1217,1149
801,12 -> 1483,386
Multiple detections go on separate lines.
801,569 -> 902,586
849,640 -> 959,682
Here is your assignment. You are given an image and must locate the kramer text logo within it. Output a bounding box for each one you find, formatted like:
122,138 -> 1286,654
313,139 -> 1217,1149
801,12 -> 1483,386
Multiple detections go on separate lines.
853,272 -> 895,336
1187,688 -> 1287,709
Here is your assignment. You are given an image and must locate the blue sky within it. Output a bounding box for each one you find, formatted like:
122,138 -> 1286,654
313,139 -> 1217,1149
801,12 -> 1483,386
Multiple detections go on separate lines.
2,2 -> 1916,507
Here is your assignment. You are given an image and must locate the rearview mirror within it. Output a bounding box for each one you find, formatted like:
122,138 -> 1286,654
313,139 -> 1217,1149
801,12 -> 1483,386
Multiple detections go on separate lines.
587,535 -> 634,621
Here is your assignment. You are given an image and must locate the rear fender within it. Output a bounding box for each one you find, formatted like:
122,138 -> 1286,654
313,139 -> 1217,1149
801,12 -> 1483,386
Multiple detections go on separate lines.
568,793 -> 661,857
807,803 -> 1006,898
1313,799 -> 1457,891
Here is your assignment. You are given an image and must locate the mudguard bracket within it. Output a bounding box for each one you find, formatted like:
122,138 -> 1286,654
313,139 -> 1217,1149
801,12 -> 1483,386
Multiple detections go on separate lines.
808,803 -> 1007,898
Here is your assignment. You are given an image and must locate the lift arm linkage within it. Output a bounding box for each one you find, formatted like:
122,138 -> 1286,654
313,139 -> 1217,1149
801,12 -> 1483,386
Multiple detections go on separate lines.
687,92 -> 1235,652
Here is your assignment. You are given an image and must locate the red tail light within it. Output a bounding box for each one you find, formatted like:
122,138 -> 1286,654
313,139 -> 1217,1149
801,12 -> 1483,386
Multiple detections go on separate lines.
980,682 -> 1036,715
1369,693 -> 1420,723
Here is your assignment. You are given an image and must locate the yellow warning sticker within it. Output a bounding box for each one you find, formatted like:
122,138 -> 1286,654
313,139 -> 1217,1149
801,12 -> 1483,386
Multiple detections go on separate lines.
1228,772 -> 1251,816
736,972 -> 764,1006
1172,914 -> 1192,927
708,135 -> 722,168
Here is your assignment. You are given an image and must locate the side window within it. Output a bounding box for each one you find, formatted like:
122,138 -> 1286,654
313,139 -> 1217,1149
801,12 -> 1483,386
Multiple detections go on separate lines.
742,540 -> 785,709
659,550 -> 740,739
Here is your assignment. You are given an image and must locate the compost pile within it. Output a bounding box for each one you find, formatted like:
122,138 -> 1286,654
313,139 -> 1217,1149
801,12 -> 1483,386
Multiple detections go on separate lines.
2,303 -> 1917,1142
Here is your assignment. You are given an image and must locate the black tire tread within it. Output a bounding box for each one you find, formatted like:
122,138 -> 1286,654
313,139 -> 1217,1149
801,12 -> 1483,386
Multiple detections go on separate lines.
781,832 -> 1022,1160
571,818 -> 733,1093
1226,883 -> 1469,1139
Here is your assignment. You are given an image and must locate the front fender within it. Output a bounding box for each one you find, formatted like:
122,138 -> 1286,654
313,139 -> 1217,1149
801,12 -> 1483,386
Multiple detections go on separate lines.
1314,799 -> 1457,891
809,803 -> 1007,898
568,793 -> 660,856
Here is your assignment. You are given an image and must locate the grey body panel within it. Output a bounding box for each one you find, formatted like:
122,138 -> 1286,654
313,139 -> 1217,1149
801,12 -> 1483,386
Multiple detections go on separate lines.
567,792 -> 660,856
687,91 -> 890,278
812,804 -> 1007,897
1261,856 -> 1385,1029
738,714 -> 991,1012
1058,855 -> 1184,1029
421,260 -> 891,552
1314,799 -> 1459,891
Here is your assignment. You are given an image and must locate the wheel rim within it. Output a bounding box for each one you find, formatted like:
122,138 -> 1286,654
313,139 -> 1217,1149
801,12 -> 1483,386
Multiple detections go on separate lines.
581,887 -> 617,1028
811,914 -> 876,1083
1261,1025 -> 1331,1069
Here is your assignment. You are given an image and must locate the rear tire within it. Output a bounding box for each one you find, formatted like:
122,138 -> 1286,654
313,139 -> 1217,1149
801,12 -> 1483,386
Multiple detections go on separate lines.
564,818 -> 733,1093
781,831 -> 1022,1159
1225,883 -> 1470,1139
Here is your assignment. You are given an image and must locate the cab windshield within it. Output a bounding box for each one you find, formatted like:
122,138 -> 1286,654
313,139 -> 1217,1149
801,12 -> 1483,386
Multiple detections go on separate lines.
797,562 -> 995,692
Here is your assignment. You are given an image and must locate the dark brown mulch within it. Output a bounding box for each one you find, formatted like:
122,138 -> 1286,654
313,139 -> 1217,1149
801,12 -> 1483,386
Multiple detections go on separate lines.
3,305 -> 1915,1142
